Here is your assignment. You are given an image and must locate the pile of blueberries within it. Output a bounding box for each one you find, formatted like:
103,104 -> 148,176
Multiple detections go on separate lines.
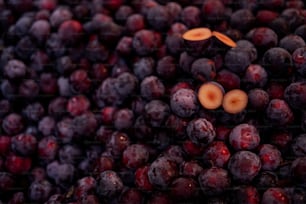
0,0 -> 306,203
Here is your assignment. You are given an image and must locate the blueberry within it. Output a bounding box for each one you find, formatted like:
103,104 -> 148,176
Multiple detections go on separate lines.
170,177 -> 198,201
191,58 -> 216,82
28,180 -> 53,202
2,113 -> 24,135
198,167 -> 231,196
144,100 -> 170,128
242,64 -> 268,89
3,59 -> 26,80
262,188 -> 290,204
140,76 -> 165,101
11,134 -> 37,156
156,56 -> 177,80
248,88 -> 270,111
228,151 -> 261,183
122,144 -> 149,169
229,123 -> 260,151
97,170 -> 124,197
170,88 -> 199,118
262,47 -> 292,77
146,5 -> 170,31
186,118 -> 216,145
225,47 -> 252,73
279,34 -> 305,53
284,82 -> 306,110
132,29 -> 160,56
113,108 -> 134,130
133,57 -> 155,80
265,99 -> 294,126
148,156 -> 178,189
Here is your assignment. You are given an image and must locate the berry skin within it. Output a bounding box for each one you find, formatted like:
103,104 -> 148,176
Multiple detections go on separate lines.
251,27 -> 278,51
242,64 -> 268,90
262,47 -> 293,77
3,59 -> 26,80
58,20 -> 83,46
72,111 -> 98,138
248,88 -> 270,111
28,180 -> 53,203
229,123 -> 260,151
74,176 -> 96,200
284,82 -> 306,110
265,99 -> 294,126
114,72 -> 138,99
228,151 -> 261,183
230,186 -> 260,204
132,29 -> 160,56
0,136 -> 11,156
5,154 -> 32,174
186,118 -> 216,145
191,58 -> 216,82
133,57 -> 155,80
279,34 -> 305,53
198,167 -> 231,196
202,141 -> 231,168
11,134 -> 37,156
170,88 -> 199,118
147,156 -> 178,189
170,177 -> 198,201
291,157 -> 306,186
179,161 -> 203,178
2,113 -> 24,135
146,5 -> 170,31
261,188 -> 290,204
225,47 -> 252,74
292,47 -> 306,76
113,108 -> 134,130
140,76 -> 165,101
37,136 -> 59,162
156,56 -> 177,80
97,170 -> 124,197
135,165 -> 154,192
67,95 -> 90,116
46,160 -> 75,186
258,144 -> 282,171
122,144 -> 149,169
216,69 -> 240,91
291,134 -> 306,156
230,9 -> 255,32
144,100 -> 170,128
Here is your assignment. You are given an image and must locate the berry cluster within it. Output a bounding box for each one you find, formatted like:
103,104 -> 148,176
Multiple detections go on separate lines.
0,0 -> 306,203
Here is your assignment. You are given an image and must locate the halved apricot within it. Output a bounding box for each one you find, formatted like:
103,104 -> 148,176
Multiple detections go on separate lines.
198,82 -> 224,110
183,28 -> 212,41
222,89 -> 248,114
182,28 -> 213,57
212,31 -> 237,48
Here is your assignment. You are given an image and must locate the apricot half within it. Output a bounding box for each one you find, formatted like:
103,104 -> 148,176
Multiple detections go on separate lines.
212,31 -> 237,48
222,89 -> 248,114
198,82 -> 224,110
182,28 -> 212,57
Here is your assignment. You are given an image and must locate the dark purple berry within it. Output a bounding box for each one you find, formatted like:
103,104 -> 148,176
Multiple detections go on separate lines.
198,167 -> 231,196
148,156 -> 178,189
229,123 -> 260,151
228,151 -> 261,183
187,118 -> 216,145
170,88 -> 199,118
97,170 -> 124,197
265,99 -> 294,126
140,76 -> 165,101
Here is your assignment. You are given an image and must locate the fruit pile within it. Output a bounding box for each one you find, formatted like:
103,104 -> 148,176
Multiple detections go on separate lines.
0,0 -> 306,203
